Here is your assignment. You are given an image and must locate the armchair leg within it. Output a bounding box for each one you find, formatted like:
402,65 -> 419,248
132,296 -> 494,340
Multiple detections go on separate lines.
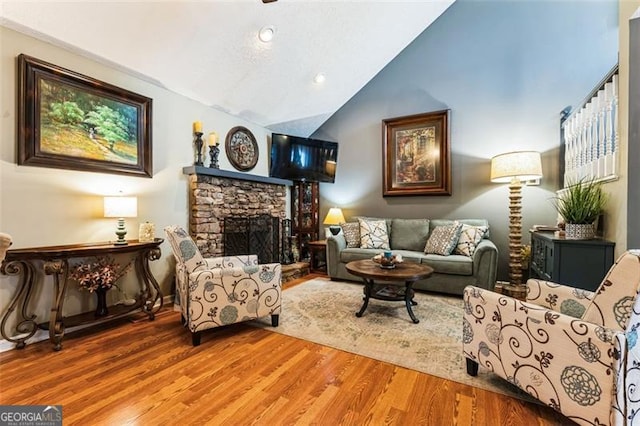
271,314 -> 279,327
466,358 -> 479,376
191,331 -> 202,347
180,314 -> 186,326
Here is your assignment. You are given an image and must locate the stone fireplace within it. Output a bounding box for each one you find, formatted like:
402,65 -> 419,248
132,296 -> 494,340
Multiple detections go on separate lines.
183,166 -> 291,259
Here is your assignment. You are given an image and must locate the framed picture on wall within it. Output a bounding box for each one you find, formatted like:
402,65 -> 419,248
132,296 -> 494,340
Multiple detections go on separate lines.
17,54 -> 153,177
382,110 -> 451,196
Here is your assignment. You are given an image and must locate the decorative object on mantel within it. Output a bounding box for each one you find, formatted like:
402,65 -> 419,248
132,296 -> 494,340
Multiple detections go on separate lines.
552,177 -> 607,240
17,54 -> 153,178
382,110 -> 451,196
138,221 -> 155,243
323,207 -> 346,236
193,121 -> 204,166
104,195 -> 138,245
207,131 -> 220,169
68,256 -> 133,317
225,126 -> 258,171
490,151 -> 543,293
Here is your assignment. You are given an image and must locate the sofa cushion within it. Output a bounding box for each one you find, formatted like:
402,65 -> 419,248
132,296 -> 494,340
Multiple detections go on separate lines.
339,248 -> 473,276
340,248 -> 380,263
340,222 -> 360,248
424,222 -> 463,255
454,224 -> 489,257
359,218 -> 390,250
391,218 -> 430,251
421,254 -> 473,275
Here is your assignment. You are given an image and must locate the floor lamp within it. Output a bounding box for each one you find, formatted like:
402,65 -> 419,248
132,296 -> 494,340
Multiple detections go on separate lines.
490,151 -> 542,295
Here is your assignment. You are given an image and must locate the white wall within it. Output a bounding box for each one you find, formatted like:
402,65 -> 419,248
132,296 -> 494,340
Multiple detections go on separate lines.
0,27 -> 274,340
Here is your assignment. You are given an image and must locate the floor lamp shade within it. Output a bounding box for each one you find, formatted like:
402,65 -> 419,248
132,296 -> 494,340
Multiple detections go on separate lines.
104,196 -> 138,245
323,207 -> 346,236
490,151 -> 543,183
490,151 -> 542,292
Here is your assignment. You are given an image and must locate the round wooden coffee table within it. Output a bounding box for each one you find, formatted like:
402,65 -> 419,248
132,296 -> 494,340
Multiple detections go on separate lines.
345,259 -> 434,324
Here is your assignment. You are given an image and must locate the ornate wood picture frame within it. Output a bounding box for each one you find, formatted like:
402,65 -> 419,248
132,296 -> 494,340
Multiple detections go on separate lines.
382,110 -> 451,196
17,54 -> 153,177
225,126 -> 258,171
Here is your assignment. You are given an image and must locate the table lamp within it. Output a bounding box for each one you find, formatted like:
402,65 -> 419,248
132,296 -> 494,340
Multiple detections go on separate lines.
104,196 -> 138,246
323,207 -> 346,236
490,151 -> 542,288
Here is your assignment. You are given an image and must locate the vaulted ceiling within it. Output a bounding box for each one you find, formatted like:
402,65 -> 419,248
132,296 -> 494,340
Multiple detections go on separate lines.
1,0 -> 455,136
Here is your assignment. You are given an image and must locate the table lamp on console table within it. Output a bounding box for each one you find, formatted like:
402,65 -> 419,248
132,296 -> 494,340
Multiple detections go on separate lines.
104,196 -> 138,246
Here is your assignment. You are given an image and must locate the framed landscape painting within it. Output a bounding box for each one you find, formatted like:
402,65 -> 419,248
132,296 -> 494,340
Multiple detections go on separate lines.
17,54 -> 153,177
382,110 -> 451,196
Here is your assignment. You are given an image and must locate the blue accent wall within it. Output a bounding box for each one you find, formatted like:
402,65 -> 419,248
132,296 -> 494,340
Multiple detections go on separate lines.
313,0 -> 618,281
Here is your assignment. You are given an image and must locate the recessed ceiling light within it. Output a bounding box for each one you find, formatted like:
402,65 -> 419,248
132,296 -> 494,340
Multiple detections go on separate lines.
258,26 -> 276,43
313,73 -> 326,84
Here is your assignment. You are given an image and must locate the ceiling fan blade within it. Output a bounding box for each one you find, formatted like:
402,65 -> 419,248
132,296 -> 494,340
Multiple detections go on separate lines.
262,0 -> 278,3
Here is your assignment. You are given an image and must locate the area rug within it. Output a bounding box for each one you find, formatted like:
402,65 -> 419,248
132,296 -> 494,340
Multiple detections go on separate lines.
251,277 -> 532,401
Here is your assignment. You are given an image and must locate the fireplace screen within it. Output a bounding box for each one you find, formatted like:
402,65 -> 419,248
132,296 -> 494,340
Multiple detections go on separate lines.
224,215 -> 280,264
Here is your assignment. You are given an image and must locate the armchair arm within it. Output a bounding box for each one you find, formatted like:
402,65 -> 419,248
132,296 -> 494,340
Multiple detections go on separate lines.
471,239 -> 498,290
463,286 -> 623,425
326,234 -> 346,277
526,278 -> 594,317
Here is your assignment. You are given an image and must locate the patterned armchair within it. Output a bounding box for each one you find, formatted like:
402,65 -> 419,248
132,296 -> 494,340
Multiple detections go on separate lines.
463,250 -> 640,425
165,226 -> 282,346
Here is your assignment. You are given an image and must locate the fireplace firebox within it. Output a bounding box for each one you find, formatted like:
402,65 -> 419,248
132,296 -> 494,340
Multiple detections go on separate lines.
224,215 -> 280,264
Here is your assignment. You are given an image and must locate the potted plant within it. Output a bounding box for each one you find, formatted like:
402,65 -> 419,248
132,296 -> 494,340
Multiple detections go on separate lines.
552,178 -> 607,240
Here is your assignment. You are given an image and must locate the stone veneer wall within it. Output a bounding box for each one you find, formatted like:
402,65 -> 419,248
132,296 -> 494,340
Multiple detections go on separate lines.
188,174 -> 288,257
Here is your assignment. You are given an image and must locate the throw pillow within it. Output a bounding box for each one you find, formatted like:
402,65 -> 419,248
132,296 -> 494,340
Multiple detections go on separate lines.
359,218 -> 390,250
454,224 -> 489,257
424,222 -> 463,255
340,222 -> 360,248
390,218 -> 430,251
164,225 -> 207,273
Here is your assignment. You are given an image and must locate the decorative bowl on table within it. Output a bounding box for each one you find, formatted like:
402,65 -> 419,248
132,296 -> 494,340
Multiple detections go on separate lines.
372,253 -> 403,269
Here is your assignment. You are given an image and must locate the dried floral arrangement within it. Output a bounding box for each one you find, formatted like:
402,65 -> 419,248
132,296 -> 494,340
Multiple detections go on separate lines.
69,256 -> 132,292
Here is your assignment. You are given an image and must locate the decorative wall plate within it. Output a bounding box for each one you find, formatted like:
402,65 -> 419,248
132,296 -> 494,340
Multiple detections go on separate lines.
225,126 -> 258,171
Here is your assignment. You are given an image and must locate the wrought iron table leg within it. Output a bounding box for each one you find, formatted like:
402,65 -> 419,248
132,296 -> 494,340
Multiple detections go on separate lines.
356,278 -> 372,317
404,281 -> 419,324
0,260 -> 39,349
45,260 -> 68,351
137,247 -> 163,319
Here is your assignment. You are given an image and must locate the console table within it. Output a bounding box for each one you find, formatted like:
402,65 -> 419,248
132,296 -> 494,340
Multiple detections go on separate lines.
529,231 -> 615,291
1,239 -> 163,351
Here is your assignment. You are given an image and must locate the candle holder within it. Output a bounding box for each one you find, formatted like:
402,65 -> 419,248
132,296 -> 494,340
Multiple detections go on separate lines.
209,144 -> 220,169
194,132 -> 204,166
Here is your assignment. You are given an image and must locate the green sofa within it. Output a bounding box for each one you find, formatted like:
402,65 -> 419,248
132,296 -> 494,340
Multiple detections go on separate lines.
326,219 -> 498,296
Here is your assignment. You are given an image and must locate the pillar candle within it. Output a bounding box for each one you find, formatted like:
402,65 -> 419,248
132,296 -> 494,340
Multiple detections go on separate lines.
193,121 -> 202,133
208,132 -> 218,146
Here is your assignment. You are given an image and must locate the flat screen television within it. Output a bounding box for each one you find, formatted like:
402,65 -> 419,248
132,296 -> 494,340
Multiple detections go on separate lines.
269,133 -> 338,183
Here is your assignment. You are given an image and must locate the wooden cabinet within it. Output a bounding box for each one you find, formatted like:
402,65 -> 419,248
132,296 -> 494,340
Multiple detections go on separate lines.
291,181 -> 319,261
529,231 -> 615,291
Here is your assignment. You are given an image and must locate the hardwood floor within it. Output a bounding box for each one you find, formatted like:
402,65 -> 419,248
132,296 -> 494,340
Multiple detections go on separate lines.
0,275 -> 572,425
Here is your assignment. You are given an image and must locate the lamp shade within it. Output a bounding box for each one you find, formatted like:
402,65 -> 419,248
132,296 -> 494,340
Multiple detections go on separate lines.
323,207 -> 346,225
104,196 -> 138,218
490,151 -> 543,183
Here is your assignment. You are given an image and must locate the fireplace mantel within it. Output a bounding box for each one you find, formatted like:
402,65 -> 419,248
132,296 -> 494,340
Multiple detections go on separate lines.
183,166 -> 293,186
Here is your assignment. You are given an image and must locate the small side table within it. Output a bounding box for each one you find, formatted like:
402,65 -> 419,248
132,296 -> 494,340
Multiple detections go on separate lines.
308,240 -> 327,274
